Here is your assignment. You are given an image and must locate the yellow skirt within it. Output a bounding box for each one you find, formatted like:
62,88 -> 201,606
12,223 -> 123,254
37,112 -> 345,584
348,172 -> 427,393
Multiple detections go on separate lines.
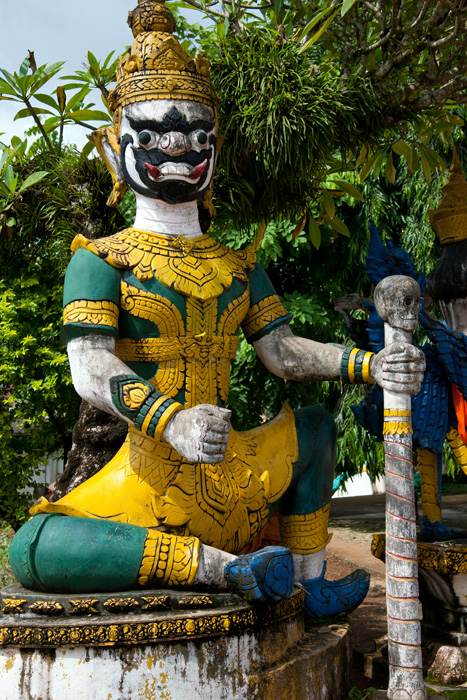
31,404 -> 298,554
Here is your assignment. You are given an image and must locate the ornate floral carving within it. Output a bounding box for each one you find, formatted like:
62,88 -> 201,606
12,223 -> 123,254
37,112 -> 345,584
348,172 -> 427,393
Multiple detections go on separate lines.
1,599 -> 28,615
63,300 -> 119,331
141,595 -> 170,611
103,598 -> 139,613
68,599 -> 100,616
371,533 -> 467,576
242,295 -> 290,341
279,504 -> 332,554
29,601 -> 63,616
178,595 -> 214,609
0,590 -> 304,648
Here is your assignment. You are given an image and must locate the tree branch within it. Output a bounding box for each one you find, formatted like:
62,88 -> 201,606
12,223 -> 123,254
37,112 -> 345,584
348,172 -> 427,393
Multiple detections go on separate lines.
408,2 -> 429,31
401,75 -> 467,111
24,98 -> 55,154
428,12 -> 465,49
179,0 -> 227,19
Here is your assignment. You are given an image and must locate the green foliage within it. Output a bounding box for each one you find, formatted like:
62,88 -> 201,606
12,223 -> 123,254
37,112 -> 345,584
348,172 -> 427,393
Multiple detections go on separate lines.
1,1 -> 467,525
0,143 -> 126,529
345,686 -> 376,700
0,524 -> 14,586
209,29 -> 386,227
0,55 -> 113,156
0,140 -> 48,236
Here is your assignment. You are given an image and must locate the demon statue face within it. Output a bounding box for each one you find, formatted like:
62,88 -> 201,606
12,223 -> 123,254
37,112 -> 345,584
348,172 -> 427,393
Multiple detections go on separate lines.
118,99 -> 217,205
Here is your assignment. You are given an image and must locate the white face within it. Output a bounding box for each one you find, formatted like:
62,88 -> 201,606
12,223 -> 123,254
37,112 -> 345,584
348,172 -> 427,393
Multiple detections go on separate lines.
119,99 -> 217,205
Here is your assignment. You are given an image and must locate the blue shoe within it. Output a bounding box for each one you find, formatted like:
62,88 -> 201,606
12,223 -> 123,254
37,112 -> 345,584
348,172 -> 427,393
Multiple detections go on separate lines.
225,546 -> 294,603
418,516 -> 467,542
300,562 -> 370,620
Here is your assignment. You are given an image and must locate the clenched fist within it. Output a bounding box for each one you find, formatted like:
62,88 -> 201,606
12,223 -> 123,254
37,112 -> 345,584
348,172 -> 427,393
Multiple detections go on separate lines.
163,404 -> 231,463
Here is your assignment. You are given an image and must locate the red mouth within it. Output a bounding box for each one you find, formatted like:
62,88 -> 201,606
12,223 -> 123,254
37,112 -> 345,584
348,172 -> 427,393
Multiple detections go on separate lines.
145,163 -> 162,179
188,159 -> 208,180
144,159 -> 208,181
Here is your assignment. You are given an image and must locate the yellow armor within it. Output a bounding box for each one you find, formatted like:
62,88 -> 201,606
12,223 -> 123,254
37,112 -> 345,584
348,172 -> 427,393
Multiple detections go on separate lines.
33,230 -> 298,555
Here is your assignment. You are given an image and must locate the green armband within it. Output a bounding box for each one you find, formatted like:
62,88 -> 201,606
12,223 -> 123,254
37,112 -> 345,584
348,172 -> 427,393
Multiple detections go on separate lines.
340,348 -> 375,384
110,375 -> 183,440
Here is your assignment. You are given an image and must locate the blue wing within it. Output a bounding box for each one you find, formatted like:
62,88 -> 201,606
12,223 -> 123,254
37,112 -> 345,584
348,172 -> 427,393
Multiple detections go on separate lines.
420,308 -> 467,400
366,220 -> 426,292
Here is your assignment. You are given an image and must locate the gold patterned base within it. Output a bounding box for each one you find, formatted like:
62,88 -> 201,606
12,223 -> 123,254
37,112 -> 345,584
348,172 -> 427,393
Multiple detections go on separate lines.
0,584 -> 304,648
371,533 -> 467,574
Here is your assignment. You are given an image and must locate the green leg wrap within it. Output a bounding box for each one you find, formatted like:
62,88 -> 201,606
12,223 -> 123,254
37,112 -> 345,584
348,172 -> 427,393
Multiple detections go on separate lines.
274,405 -> 336,517
9,514 -> 148,593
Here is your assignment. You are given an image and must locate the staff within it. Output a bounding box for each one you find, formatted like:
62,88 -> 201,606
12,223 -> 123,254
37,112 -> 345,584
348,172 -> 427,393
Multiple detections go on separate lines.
374,275 -> 426,700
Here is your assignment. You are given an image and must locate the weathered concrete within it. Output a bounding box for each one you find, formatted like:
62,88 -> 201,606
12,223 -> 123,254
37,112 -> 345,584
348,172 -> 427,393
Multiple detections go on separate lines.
0,592 -> 351,700
0,586 -> 351,699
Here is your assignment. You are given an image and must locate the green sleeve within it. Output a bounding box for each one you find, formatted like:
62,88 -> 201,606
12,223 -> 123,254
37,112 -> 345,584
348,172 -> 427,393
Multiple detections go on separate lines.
241,264 -> 292,343
61,247 -> 121,343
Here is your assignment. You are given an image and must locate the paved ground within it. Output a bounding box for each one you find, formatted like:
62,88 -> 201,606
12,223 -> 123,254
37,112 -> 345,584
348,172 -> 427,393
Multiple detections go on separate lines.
330,492 -> 467,530
326,492 -> 467,696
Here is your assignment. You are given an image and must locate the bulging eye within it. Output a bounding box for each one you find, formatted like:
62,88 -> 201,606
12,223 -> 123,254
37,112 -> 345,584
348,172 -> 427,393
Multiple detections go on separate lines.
190,130 -> 209,151
137,130 -> 158,149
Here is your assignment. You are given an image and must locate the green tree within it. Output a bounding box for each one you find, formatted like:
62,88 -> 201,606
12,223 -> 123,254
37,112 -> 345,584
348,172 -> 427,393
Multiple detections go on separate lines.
1,1 -> 467,526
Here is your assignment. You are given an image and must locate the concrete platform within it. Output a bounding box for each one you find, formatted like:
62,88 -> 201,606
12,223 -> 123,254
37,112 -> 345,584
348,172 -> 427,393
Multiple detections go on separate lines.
0,586 -> 351,700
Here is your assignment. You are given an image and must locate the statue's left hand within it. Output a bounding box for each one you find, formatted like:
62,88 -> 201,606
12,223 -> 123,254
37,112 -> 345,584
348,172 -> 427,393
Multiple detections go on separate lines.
371,343 -> 425,394
162,404 -> 231,463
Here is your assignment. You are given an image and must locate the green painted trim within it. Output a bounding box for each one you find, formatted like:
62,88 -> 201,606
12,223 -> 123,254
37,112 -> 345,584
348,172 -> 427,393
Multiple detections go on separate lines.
247,314 -> 293,344
247,264 -> 279,306
109,374 -> 159,422
217,277 -> 248,321
61,323 -> 119,344
63,248 -> 121,307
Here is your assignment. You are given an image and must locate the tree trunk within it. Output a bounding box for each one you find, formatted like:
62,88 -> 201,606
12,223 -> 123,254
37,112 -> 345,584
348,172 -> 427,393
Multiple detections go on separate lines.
50,400 -> 127,501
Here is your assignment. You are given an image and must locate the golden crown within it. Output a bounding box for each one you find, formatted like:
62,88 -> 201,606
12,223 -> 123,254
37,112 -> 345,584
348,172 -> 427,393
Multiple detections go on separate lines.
429,148 -> 467,245
108,0 -> 219,126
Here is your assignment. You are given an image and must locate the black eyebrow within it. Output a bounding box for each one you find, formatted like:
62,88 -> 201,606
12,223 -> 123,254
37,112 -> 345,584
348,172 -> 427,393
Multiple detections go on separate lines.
128,117 -> 215,134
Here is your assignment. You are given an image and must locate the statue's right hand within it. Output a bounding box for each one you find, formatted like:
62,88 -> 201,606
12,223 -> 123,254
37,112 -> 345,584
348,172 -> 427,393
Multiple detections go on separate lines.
162,404 -> 231,464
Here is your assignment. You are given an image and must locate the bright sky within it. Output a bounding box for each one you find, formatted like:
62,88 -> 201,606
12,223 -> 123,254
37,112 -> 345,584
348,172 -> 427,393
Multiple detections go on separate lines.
0,0 -> 201,148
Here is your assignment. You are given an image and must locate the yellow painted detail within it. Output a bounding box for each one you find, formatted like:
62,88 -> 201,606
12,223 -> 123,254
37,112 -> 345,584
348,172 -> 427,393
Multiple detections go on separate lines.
418,449 -> 441,522
109,1 -> 219,117
140,395 -> 167,435
383,421 -> 413,436
138,530 -> 199,587
371,533 -> 467,576
384,409 -> 411,417
116,336 -> 239,362
429,148 -> 467,245
0,590 -> 305,648
278,503 -> 332,554
87,128 -> 128,208
362,352 -> 375,384
152,401 -> 183,442
71,231 -> 255,301
63,299 -> 119,329
242,295 -> 290,340
31,404 -> 298,555
115,279 -> 244,407
2,599 -> 27,614
122,382 -> 152,410
347,348 -> 358,384
447,427 -> 467,476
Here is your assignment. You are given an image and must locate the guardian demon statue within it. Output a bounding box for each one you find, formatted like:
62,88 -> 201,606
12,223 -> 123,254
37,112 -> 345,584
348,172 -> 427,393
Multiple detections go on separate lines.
9,0 -> 424,618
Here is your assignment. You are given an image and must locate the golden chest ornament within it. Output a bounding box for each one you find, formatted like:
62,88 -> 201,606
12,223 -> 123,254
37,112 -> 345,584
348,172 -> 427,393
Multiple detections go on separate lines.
71,229 -> 256,300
